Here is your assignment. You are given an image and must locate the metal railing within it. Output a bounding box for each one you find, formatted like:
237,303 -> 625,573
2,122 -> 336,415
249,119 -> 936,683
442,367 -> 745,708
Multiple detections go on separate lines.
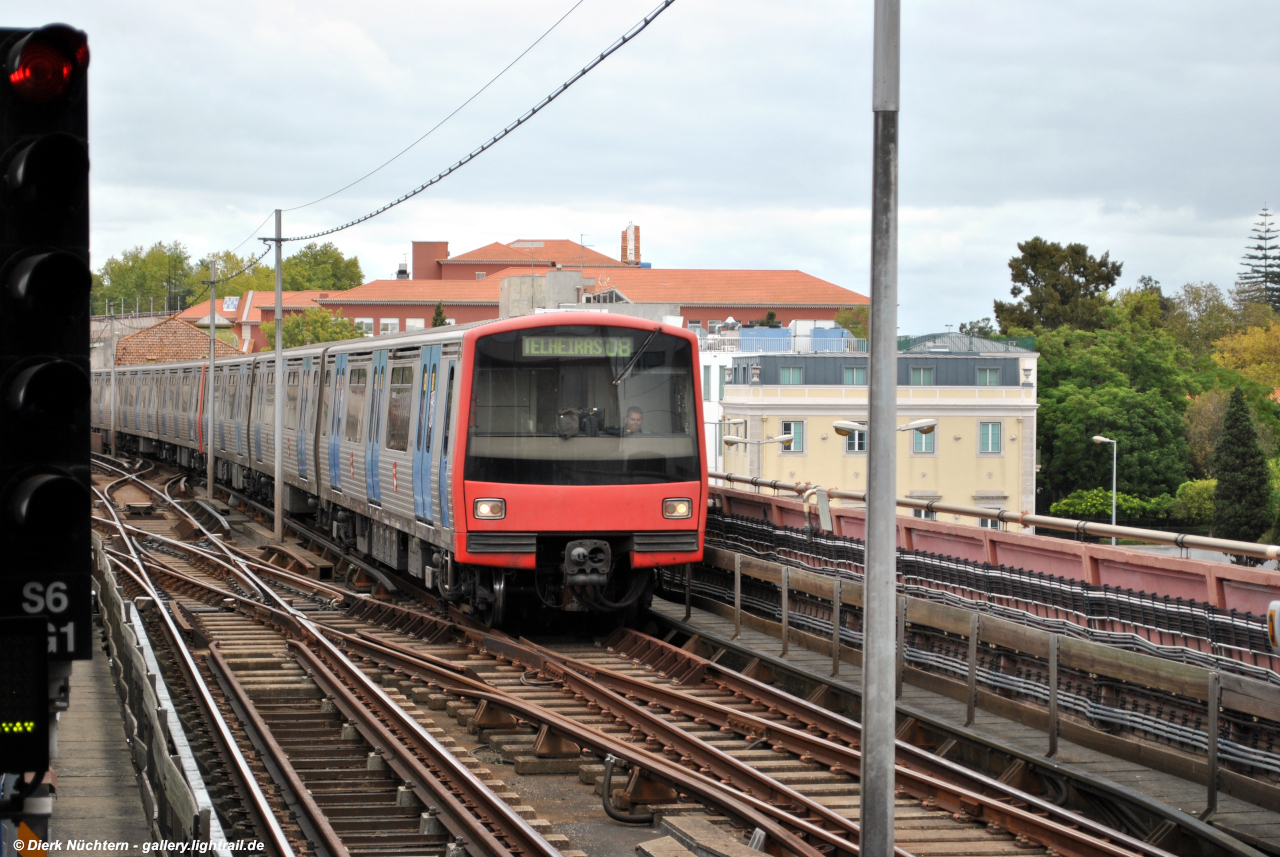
698,334 -> 868,353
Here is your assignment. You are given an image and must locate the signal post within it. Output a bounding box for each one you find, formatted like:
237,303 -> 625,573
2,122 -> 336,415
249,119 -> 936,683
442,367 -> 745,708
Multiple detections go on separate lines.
0,23 -> 93,848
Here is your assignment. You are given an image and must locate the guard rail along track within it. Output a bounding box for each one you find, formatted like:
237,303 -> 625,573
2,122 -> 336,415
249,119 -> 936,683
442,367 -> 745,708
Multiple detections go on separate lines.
83,454 -> 1212,857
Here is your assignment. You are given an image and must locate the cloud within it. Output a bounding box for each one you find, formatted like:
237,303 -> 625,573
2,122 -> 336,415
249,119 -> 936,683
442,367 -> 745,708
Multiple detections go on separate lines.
33,0 -> 1280,332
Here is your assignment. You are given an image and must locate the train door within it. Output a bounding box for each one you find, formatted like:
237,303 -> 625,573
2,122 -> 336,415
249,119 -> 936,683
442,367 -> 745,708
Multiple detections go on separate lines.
130,372 -> 140,430
261,362 -> 276,466
340,357 -> 371,502
254,362 -> 266,463
364,350 -> 387,505
329,354 -> 347,491
413,346 -> 440,522
296,356 -> 313,481
380,354 -> 417,517
436,356 -> 458,530
233,363 -> 245,457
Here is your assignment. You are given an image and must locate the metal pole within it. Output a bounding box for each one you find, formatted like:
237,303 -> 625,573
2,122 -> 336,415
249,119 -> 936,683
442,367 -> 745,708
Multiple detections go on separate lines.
1205,672 -> 1220,817
1047,634 -> 1059,757
109,314 -> 116,455
732,554 -> 742,640
831,575 -> 842,676
965,613 -> 980,727
1110,441 -> 1117,547
273,210 -> 285,544
780,567 -> 790,656
862,1 -> 900,852
207,261 -> 217,501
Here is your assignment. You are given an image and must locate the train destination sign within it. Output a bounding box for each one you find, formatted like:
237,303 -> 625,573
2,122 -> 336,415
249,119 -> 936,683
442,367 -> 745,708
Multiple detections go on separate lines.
521,335 -> 633,358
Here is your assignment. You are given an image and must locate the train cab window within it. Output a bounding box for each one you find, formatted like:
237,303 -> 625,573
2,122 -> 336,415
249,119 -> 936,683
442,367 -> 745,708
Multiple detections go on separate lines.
284,370 -> 301,430
465,325 -> 700,485
385,365 -> 414,452
344,367 -> 368,442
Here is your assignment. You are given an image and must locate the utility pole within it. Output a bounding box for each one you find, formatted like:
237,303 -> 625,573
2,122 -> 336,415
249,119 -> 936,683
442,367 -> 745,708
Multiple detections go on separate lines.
109,313 -> 116,455
206,260 -> 217,500
273,210 -> 284,544
862,2 -> 900,855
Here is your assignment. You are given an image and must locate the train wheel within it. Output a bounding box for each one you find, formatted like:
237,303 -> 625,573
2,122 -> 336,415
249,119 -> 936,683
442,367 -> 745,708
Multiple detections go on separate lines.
480,569 -> 511,630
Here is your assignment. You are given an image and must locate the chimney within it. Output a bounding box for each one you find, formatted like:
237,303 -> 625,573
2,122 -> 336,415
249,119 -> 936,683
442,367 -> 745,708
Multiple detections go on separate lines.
396,262 -> 409,279
412,241 -> 449,280
620,223 -> 640,265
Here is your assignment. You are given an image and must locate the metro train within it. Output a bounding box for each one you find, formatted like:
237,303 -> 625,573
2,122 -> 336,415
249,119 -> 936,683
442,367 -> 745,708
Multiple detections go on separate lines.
90,311 -> 707,626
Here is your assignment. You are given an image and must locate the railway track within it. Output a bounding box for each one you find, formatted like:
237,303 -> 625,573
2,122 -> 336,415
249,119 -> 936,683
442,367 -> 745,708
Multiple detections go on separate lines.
87,454 -> 1233,857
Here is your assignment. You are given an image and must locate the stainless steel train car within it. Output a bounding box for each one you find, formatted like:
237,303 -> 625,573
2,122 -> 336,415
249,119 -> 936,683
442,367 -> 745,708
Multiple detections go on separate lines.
91,311 -> 707,626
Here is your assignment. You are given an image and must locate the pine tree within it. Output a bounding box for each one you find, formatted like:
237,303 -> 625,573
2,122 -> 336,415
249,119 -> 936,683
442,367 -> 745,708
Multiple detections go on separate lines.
1211,388 -> 1273,562
431,300 -> 447,327
1237,206 -> 1280,312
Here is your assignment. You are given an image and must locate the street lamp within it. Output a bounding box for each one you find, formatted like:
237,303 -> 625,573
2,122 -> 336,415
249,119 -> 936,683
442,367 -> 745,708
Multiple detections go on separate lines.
707,418 -> 746,473
898,418 -> 937,434
723,433 -> 794,491
1093,435 -> 1117,546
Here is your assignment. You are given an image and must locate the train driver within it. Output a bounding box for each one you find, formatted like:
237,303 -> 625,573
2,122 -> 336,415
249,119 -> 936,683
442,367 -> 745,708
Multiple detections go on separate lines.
623,406 -> 645,436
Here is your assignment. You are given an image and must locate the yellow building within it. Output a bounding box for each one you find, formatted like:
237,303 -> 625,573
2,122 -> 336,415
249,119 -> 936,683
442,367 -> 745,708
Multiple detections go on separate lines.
718,333 -> 1038,531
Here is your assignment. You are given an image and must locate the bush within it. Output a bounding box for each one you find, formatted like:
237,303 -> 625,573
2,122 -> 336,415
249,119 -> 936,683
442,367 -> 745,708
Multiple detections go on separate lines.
1174,479 -> 1216,525
1049,487 -> 1175,521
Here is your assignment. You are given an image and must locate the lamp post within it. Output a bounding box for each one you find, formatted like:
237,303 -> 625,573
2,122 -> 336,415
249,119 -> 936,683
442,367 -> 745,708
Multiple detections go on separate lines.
1093,435 -> 1117,546
706,418 -> 746,475
722,433 -> 794,490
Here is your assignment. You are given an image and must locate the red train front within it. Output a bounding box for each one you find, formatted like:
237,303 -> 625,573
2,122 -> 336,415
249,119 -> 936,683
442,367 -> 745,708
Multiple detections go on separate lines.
451,312 -> 706,626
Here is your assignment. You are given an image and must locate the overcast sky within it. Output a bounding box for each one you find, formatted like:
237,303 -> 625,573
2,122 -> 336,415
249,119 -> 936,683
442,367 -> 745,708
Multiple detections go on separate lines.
30,0 -> 1280,331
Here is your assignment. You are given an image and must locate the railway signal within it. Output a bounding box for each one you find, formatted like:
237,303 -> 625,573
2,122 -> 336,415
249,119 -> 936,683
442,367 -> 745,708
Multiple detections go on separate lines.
0,21 -> 93,784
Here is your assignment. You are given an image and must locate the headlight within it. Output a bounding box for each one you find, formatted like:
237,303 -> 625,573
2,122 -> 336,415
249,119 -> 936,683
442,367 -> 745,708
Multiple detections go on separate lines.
663,498 -> 692,519
474,498 -> 505,519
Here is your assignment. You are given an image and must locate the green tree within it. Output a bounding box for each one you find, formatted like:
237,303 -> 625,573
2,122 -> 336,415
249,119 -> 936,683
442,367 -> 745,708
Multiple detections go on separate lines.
431,301 -> 448,327
261,307 -> 362,348
994,237 -> 1123,333
281,242 -> 364,292
1049,488 -> 1174,521
94,241 -> 195,315
1039,385 -> 1190,500
834,306 -> 868,338
1236,207 -> 1280,311
1160,281 -> 1275,358
958,317 -> 997,336
1211,388 -> 1274,560
1174,479 -> 1216,526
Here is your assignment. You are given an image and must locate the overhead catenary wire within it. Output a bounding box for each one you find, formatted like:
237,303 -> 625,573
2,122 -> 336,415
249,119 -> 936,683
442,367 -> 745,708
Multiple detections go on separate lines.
185,245 -> 274,307
280,0 -> 678,243
285,0 -> 588,212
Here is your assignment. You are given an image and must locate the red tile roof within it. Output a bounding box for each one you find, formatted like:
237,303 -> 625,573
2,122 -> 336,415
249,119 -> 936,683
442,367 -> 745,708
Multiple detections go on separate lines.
115,317 -> 238,365
179,291 -> 330,325
318,280 -> 499,306
323,267 -> 867,309
444,239 -> 627,268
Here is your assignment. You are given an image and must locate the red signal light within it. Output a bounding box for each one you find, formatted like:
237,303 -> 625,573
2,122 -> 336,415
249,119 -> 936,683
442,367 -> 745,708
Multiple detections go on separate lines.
6,27 -> 88,103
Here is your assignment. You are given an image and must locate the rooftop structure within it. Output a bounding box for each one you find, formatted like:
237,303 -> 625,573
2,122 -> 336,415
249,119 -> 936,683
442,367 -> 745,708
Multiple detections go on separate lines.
113,316 -> 238,365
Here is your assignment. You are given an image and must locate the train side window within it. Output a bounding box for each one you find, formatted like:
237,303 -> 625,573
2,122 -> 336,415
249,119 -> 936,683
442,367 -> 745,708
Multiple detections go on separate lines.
440,364 -> 456,457
385,365 -> 414,452
344,367 -> 368,442
263,370 -> 275,425
284,369 -> 301,430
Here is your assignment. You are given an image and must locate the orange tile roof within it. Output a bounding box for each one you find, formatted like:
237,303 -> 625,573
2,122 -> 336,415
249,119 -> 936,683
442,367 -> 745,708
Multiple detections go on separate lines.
177,297 -> 239,324
179,291 -> 330,325
324,267 -> 867,309
444,239 -> 626,268
115,317 -> 238,365
497,267 -> 868,307
318,279 -> 499,306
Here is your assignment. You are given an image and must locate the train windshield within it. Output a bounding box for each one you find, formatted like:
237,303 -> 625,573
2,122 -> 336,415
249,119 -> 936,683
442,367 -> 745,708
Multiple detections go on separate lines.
465,324 -> 700,485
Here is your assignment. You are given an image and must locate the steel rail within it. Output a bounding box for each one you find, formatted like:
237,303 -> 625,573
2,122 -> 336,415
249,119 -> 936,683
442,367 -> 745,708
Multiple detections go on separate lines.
523,640 -> 1177,857
92,494 -> 297,857
643,613 -> 1266,857
710,470 -> 1280,562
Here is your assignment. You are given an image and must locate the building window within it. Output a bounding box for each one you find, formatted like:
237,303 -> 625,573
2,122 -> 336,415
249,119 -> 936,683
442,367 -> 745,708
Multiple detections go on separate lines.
354,318 -> 374,336
405,318 -> 426,331
689,319 -> 702,330
779,366 -> 804,385
703,366 -> 711,401
780,420 -> 805,453
912,508 -> 938,521
980,421 -> 1001,453
476,272 -> 486,280
910,367 -> 934,386
380,319 -> 400,335
844,430 -> 867,453
913,428 -> 935,453
844,366 -> 867,385
979,513 -> 1002,530
977,368 -> 1000,386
